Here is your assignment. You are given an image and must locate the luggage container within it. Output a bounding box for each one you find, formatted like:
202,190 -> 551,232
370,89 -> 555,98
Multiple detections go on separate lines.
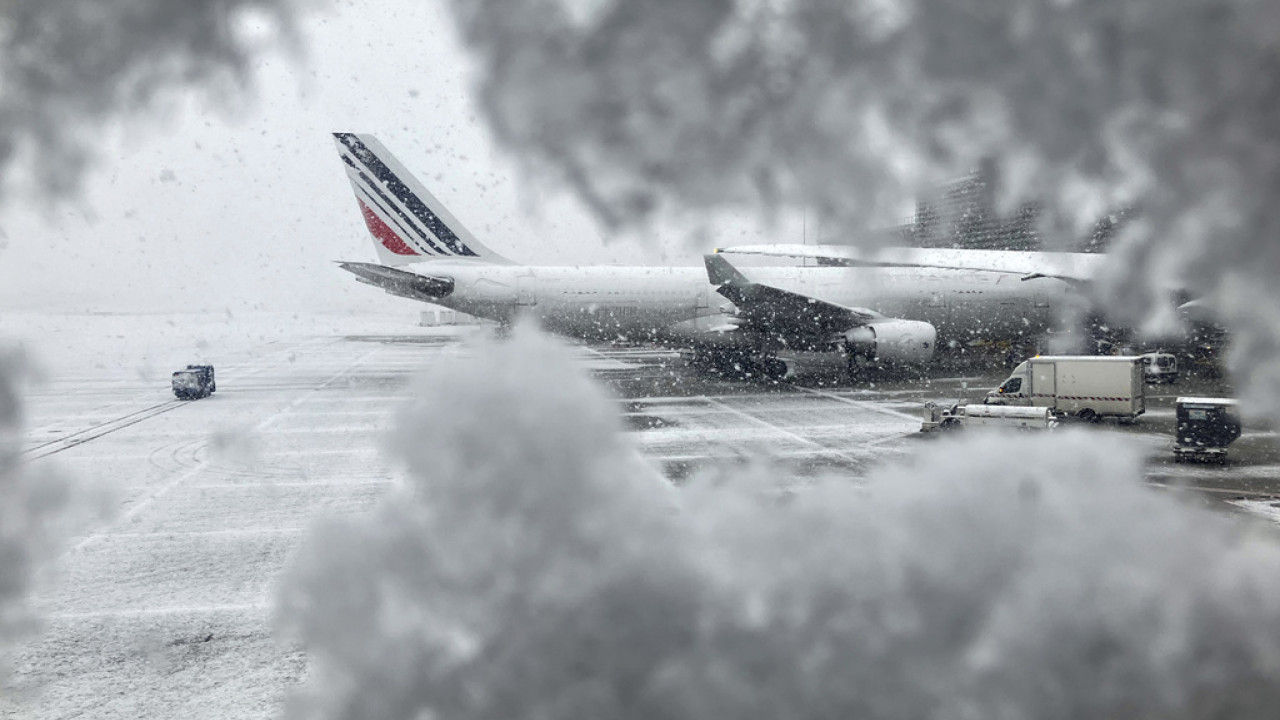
1173,397 -> 1240,461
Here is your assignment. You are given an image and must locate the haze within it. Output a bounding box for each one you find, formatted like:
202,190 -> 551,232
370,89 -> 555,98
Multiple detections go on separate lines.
6,2 -> 1280,719
0,1 -> 787,317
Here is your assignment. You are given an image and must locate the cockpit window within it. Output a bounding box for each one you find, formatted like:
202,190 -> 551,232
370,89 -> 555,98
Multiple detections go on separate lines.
1001,377 -> 1023,394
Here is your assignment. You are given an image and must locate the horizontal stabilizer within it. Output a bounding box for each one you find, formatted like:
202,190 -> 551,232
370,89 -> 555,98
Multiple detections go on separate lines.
338,261 -> 454,301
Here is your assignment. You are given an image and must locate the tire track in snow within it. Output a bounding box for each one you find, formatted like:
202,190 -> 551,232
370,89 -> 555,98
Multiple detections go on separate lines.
68,343 -> 388,554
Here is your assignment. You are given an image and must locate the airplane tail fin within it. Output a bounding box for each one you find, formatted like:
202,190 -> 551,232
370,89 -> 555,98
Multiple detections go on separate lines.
333,133 -> 515,266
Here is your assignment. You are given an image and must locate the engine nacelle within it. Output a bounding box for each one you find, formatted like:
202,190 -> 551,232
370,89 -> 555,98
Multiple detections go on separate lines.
845,319 -> 937,364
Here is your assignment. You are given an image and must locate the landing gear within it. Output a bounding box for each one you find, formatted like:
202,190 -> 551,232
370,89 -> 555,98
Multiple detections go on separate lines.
846,352 -> 876,382
846,354 -> 861,381
688,350 -> 790,381
759,357 -> 791,380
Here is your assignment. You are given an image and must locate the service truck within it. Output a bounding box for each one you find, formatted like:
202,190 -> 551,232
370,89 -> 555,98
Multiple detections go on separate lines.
985,356 -> 1145,422
1173,397 -> 1241,461
922,402 -> 1058,432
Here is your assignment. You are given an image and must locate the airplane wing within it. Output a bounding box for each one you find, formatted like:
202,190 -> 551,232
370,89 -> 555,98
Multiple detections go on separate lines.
338,261 -> 455,302
704,254 -> 881,349
713,244 -> 1103,283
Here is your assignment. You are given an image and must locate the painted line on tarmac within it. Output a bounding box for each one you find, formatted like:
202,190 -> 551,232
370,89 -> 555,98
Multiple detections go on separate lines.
69,344 -> 388,554
89,528 -> 306,539
48,603 -> 271,620
1146,482 -> 1280,497
697,395 -> 866,465
23,335 -> 351,461
787,385 -> 922,422
183,479 -> 395,490
26,335 -> 342,435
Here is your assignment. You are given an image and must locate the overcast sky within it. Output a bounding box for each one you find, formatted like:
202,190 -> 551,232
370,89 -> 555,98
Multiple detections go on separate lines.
0,1 -> 813,316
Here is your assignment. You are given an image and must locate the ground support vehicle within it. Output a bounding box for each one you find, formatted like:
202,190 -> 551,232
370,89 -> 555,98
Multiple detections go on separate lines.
1140,352 -> 1179,384
1173,397 -> 1241,462
922,402 -> 1057,432
172,365 -> 215,400
186,364 -> 216,392
986,355 -> 1145,422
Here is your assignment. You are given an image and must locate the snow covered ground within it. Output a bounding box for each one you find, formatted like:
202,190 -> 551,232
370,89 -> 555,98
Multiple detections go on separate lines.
2,311 -> 1276,719
0,312 -> 921,718
1,312 -> 457,718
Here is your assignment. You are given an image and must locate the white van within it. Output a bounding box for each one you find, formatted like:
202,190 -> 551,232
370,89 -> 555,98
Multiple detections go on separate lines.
986,355 -> 1145,422
1140,352 -> 1179,383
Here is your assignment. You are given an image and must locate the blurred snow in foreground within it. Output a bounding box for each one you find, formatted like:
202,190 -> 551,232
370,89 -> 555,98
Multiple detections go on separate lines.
0,0 -> 302,201
0,350 -> 72,671
446,0 -> 1280,418
279,326 -> 1280,719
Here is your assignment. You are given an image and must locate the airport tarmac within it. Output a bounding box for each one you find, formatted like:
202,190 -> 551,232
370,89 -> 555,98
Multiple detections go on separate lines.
2,316 -> 1277,718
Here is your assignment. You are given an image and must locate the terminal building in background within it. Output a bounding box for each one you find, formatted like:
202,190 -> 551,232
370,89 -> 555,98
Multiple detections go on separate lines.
897,159 -> 1134,253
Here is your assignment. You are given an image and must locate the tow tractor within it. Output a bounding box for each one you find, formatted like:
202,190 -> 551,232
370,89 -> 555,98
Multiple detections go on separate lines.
186,364 -> 215,392
172,364 -> 216,400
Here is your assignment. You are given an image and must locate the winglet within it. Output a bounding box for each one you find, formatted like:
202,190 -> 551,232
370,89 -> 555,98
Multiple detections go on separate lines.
704,253 -> 753,288
704,253 -> 756,307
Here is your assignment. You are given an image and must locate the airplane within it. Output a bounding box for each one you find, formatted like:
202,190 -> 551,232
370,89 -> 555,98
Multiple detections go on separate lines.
711,242 -> 1225,356
332,132 -> 1087,378
711,244 -> 1106,284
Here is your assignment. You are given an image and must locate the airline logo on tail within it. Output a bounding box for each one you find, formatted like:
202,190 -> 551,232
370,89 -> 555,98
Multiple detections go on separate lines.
333,133 -> 511,266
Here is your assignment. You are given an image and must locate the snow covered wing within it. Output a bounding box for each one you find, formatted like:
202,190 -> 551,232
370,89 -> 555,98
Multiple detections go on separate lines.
714,244 -> 1103,283
704,253 -> 880,347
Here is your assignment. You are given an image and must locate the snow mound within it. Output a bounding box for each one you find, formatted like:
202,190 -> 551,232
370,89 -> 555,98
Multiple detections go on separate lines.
278,325 -> 1280,720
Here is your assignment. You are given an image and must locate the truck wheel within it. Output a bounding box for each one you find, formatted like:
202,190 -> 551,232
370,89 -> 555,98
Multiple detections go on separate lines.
1077,409 -> 1098,423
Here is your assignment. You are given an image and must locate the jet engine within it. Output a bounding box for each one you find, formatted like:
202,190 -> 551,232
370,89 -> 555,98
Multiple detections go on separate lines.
845,320 -> 937,364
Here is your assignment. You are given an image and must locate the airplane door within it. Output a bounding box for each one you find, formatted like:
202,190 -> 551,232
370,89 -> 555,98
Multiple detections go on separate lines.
517,275 -> 537,306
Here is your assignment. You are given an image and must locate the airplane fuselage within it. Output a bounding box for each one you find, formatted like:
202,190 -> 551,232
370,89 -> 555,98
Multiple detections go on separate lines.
420,262 -> 1077,351
332,133 -> 1084,364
